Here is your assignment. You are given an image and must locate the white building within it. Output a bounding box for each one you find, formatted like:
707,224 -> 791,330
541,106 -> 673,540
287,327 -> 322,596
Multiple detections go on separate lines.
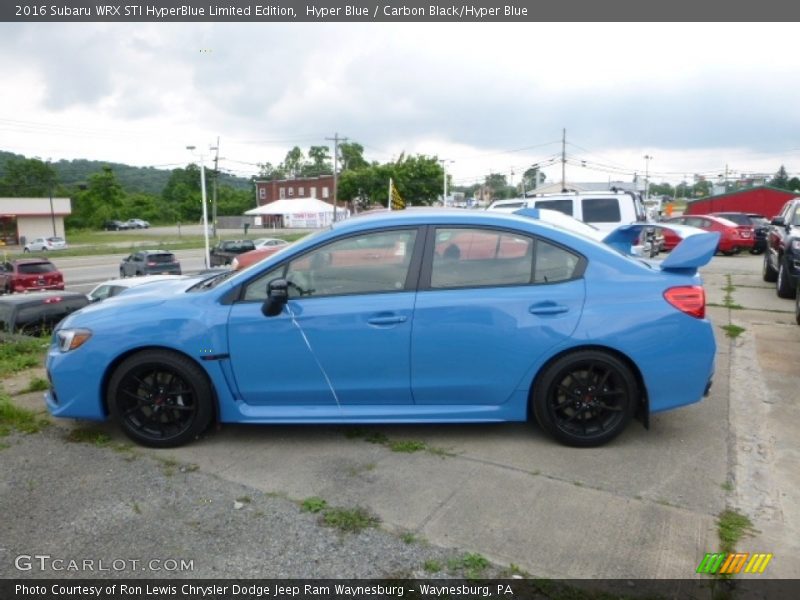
0,197 -> 72,246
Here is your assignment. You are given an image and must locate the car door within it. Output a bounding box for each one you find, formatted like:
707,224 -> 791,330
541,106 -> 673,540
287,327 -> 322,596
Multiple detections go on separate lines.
411,226 -> 585,406
226,228 -> 422,407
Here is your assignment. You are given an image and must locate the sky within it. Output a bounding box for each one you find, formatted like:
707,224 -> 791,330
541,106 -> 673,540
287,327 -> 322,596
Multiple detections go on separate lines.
2,21 -> 800,189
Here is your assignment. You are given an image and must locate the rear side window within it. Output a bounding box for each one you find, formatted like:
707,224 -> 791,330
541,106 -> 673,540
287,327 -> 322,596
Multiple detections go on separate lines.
18,262 -> 56,274
582,198 -> 621,223
534,199 -> 573,216
431,228 -> 534,289
534,240 -> 581,284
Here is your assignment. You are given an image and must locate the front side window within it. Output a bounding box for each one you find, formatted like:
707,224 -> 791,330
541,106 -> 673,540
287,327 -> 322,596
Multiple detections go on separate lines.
242,229 -> 417,301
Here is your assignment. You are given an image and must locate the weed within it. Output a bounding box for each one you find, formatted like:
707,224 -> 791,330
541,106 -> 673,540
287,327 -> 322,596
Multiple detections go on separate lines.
720,481 -> 734,492
400,532 -> 417,544
65,428 -> 112,447
21,377 -> 49,394
502,563 -> 530,578
718,509 -> 757,553
300,497 -> 328,513
132,501 -> 142,515
389,439 -> 427,453
461,552 -> 490,579
321,506 -> 379,533
364,431 -> 389,445
721,324 -> 746,339
0,395 -> 49,436
236,496 -> 252,504
423,560 -> 441,573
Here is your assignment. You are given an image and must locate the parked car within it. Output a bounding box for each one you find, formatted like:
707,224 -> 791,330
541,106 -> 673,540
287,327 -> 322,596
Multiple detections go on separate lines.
119,251 -> 181,277
46,210 -> 719,449
103,220 -> 130,231
0,291 -> 89,336
0,259 -> 64,294
253,238 -> 290,249
660,214 -> 754,255
23,236 -> 68,252
231,243 -> 292,270
87,274 -> 185,302
710,212 -> 768,254
763,197 -> 800,299
491,189 -> 649,234
209,239 -> 256,267
125,218 -> 150,229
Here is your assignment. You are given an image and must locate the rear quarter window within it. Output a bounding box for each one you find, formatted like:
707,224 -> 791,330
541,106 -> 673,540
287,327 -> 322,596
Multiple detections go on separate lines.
534,199 -> 573,216
581,198 -> 621,223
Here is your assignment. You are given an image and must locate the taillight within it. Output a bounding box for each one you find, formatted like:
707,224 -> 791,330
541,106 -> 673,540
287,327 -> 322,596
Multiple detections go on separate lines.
664,286 -> 705,319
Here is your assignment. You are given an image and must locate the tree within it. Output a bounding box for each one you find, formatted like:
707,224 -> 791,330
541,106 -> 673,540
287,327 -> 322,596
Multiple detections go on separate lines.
257,162 -> 286,181
337,154 -> 444,207
522,166 -> 546,193
70,167 -> 125,228
302,145 -> 332,177
162,164 -> 207,222
340,142 -> 369,172
0,157 -> 57,196
770,165 -> 790,189
283,147 -> 305,178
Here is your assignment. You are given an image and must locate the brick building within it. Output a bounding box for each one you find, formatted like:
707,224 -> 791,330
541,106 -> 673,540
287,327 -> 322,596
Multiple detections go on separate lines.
254,175 -> 336,206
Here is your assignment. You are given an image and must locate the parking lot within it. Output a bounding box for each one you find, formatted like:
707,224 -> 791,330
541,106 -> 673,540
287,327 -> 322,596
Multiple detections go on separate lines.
1,250 -> 798,581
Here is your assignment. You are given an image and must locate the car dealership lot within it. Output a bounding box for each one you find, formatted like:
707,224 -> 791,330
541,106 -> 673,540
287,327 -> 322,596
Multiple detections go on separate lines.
2,252 -> 798,580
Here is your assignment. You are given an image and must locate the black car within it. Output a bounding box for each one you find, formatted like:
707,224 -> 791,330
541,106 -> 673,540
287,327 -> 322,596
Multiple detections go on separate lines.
119,250 -> 182,277
710,212 -> 769,254
104,220 -> 130,231
763,198 -> 800,298
0,291 -> 90,336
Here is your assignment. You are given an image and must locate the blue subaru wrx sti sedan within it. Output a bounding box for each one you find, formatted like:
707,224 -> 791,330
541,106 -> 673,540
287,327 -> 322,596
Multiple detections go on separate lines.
45,209 -> 718,448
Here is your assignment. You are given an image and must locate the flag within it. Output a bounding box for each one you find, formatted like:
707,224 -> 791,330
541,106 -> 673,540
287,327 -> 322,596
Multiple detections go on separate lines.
390,179 -> 405,210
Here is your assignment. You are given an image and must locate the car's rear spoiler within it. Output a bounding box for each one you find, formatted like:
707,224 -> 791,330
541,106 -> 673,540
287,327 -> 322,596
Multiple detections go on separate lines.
603,224 -> 720,274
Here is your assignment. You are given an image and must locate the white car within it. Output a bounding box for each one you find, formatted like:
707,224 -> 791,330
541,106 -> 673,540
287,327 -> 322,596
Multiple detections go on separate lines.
126,218 -> 150,229
252,237 -> 290,249
23,236 -> 68,252
87,274 -> 184,302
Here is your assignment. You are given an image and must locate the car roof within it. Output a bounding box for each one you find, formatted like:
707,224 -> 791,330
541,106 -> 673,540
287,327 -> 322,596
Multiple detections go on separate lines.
0,291 -> 85,306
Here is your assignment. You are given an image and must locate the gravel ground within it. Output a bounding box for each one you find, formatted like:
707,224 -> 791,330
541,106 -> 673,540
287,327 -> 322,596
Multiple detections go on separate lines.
0,422 -> 511,580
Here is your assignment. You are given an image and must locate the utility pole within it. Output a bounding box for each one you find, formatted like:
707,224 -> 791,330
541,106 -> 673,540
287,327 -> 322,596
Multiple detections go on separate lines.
644,155 -> 653,200
211,137 -> 220,238
325,133 -> 348,222
561,128 -> 566,192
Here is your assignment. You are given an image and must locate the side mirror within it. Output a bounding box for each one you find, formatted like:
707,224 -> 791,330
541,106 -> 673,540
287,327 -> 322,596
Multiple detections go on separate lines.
262,278 -> 289,317
771,216 -> 785,226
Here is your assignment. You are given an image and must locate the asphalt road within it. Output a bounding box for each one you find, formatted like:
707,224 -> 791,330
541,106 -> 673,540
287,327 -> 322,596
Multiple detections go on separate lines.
2,250 -> 798,581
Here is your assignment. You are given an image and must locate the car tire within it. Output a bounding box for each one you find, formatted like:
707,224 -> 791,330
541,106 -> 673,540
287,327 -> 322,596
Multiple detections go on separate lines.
763,252 -> 778,282
532,350 -> 637,447
795,283 -> 800,325
777,258 -> 796,299
107,350 -> 214,448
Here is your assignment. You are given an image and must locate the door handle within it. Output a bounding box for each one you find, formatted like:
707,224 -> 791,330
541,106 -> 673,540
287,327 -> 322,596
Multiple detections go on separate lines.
367,314 -> 408,325
529,303 -> 569,315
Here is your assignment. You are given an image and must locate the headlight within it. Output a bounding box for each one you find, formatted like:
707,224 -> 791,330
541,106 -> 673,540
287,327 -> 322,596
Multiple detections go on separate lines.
791,239 -> 800,252
56,328 -> 92,352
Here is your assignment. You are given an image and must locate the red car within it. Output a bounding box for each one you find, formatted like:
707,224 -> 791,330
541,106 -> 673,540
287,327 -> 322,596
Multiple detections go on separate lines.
231,245 -> 288,271
659,215 -> 754,255
0,258 -> 65,294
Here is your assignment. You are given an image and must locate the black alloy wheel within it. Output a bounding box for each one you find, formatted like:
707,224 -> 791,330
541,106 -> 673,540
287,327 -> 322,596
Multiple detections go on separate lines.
107,350 -> 213,447
763,252 -> 778,283
533,351 -> 637,447
777,258 -> 796,299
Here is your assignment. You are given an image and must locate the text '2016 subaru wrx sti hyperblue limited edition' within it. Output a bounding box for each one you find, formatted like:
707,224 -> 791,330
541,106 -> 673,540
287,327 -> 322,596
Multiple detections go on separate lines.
45,210 -> 718,448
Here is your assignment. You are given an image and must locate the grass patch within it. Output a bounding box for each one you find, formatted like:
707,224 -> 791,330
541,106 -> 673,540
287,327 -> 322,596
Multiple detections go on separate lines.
21,377 -> 49,393
300,497 -> 328,513
718,509 -> 757,553
388,439 -> 427,453
346,428 -> 455,458
320,506 -> 379,533
65,427 -> 112,447
0,395 -> 49,436
0,335 -> 49,378
423,559 -> 442,573
720,481 -> 734,492
400,532 -> 417,544
721,324 -> 746,339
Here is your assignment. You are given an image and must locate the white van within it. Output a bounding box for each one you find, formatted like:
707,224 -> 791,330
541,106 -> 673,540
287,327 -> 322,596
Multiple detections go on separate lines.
488,190 -> 648,234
